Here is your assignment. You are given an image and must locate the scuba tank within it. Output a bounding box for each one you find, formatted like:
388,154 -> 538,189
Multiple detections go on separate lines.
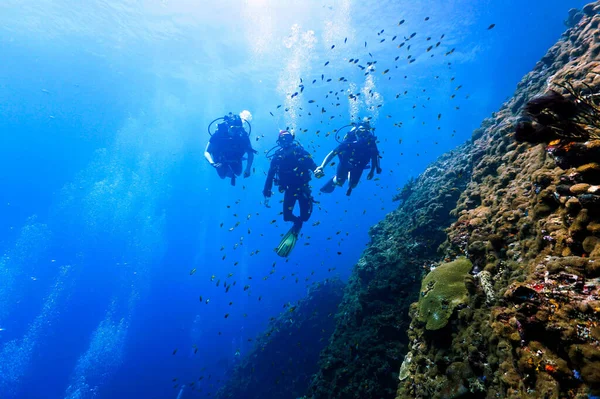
207,112 -> 252,137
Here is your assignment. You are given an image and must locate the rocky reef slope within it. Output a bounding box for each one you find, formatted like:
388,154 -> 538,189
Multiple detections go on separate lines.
214,279 -> 344,399
309,3 -> 600,399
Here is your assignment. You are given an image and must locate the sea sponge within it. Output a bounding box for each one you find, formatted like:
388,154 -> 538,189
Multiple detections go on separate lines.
417,258 -> 473,330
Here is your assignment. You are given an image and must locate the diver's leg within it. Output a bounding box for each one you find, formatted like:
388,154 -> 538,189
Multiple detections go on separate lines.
346,167 -> 364,196
334,162 -> 349,186
282,190 -> 299,223
298,189 -> 313,224
349,167 -> 364,188
231,161 -> 243,176
216,164 -> 228,179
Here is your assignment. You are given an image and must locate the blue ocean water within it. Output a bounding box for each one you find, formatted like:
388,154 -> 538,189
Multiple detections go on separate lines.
0,1 -> 588,398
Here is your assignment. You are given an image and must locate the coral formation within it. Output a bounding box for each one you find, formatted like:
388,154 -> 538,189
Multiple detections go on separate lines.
308,3 -> 600,399
397,3 -> 600,398
417,258 -> 473,331
305,146 -> 473,398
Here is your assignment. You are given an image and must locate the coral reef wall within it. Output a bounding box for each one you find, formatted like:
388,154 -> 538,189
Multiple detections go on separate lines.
398,3 -> 600,398
308,3 -> 600,399
215,279 -> 345,399
305,131 -> 474,396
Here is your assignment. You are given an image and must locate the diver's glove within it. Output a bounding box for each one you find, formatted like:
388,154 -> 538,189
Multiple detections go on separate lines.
367,170 -> 375,180
212,162 -> 222,169
262,189 -> 271,198
314,167 -> 325,179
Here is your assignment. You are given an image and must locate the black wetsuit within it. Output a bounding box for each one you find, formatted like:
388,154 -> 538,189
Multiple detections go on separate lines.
264,144 -> 317,225
334,135 -> 379,188
209,127 -> 253,178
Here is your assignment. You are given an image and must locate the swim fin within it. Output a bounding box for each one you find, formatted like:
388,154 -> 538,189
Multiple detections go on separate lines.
320,177 -> 336,193
276,225 -> 299,257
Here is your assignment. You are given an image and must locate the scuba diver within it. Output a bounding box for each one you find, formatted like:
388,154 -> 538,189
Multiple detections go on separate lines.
263,130 -> 319,257
205,112 -> 256,186
315,119 -> 382,196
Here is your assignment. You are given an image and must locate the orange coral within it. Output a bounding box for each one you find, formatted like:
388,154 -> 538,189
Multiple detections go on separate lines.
544,364 -> 557,373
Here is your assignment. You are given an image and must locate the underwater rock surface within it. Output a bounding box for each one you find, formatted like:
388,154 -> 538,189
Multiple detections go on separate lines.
304,129 -> 473,396
397,3 -> 600,398
214,279 -> 344,399
306,2 -> 600,399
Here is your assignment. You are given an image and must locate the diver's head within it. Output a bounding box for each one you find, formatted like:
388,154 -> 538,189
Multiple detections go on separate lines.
224,113 -> 243,128
355,121 -> 373,139
277,130 -> 295,148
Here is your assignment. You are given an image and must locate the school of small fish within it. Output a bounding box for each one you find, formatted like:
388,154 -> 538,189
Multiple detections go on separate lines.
171,13 -> 496,396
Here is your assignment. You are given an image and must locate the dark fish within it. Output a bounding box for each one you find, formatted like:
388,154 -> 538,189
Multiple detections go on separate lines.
353,59 -> 359,63
380,38 -> 385,43
487,23 -> 496,30
424,17 -> 430,21
392,35 -> 397,41
344,37 -> 347,43
349,58 -> 354,62
410,32 -> 416,38
312,79 -> 316,83
321,74 -> 324,80
409,59 -> 415,63
426,37 -> 431,41
269,112 -> 274,116
435,41 -> 441,47
382,69 -> 389,75
426,46 -> 433,52
324,61 -> 329,66
277,104 -> 282,108
398,19 -> 405,25
398,42 -> 405,48
379,29 -> 384,34
364,41 -> 367,47
326,78 -> 332,82
331,45 -> 335,49
438,113 -> 441,120
308,100 -> 315,103
394,56 -> 399,61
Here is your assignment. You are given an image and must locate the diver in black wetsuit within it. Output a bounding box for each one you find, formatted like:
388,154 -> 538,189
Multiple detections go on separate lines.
205,113 -> 256,186
315,120 -> 381,196
263,130 -> 319,257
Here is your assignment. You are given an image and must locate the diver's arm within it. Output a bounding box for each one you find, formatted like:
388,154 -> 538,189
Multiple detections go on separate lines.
244,150 -> 254,177
306,151 -> 318,171
204,142 -> 215,165
367,145 -> 379,180
374,143 -> 382,173
317,150 -> 336,170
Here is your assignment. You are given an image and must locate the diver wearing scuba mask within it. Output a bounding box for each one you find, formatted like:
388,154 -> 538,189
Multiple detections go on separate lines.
263,130 -> 319,257
205,112 -> 256,186
315,119 -> 382,196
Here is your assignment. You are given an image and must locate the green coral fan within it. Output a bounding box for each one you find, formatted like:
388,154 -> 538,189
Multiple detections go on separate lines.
417,258 -> 472,330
